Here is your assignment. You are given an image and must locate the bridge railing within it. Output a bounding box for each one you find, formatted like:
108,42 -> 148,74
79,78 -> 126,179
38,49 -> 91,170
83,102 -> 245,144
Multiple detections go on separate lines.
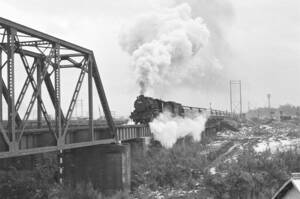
116,125 -> 151,141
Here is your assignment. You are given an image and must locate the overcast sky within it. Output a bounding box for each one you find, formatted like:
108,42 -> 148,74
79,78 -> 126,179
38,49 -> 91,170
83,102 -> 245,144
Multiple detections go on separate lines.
0,0 -> 300,117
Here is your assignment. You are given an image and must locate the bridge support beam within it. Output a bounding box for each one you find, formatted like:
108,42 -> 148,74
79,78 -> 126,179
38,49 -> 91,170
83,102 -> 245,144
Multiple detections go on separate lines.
63,143 -> 131,194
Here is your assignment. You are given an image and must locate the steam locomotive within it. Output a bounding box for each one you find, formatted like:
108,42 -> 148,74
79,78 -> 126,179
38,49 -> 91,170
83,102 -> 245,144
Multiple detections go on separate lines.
130,95 -> 208,124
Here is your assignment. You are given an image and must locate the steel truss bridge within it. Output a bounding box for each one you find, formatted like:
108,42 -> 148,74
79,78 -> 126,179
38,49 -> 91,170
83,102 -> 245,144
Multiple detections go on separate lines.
0,17 -> 237,159
0,17 -> 153,159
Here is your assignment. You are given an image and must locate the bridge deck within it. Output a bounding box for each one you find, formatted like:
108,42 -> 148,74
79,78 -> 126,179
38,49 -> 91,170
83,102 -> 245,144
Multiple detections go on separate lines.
0,114 -> 236,158
0,124 -> 151,158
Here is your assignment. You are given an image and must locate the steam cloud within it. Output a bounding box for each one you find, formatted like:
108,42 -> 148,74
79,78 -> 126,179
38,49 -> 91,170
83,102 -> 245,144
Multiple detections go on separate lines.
119,3 -> 210,94
149,111 -> 208,148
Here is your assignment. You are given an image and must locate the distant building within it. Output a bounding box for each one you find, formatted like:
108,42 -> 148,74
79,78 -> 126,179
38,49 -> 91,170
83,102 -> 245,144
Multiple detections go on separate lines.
272,173 -> 300,199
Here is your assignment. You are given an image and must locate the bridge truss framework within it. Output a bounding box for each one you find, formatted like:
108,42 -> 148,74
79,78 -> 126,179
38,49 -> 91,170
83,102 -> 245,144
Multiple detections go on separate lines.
0,17 -> 123,158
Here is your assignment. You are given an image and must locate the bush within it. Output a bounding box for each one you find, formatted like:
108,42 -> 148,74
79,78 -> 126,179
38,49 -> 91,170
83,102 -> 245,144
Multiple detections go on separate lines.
0,154 -> 58,199
131,139 -> 208,190
203,148 -> 296,199
49,183 -> 129,199
132,141 -> 300,199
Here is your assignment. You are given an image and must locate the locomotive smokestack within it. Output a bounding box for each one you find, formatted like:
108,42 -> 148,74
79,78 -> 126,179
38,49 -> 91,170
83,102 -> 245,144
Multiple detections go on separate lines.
139,81 -> 146,95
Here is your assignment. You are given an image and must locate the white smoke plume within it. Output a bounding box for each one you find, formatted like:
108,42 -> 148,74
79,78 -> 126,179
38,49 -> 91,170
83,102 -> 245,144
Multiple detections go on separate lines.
119,3 -> 210,94
172,0 -> 234,92
149,111 -> 208,148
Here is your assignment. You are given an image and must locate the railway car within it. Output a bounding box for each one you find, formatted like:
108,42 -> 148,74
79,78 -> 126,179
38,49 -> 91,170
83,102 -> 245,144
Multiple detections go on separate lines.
163,101 -> 184,117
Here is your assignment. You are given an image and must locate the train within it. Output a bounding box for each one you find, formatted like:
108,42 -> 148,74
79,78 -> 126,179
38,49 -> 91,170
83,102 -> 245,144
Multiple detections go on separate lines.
130,95 -> 215,124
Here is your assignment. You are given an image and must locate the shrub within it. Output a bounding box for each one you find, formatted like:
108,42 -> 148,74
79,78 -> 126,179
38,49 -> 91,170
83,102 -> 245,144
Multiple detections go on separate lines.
204,148 -> 296,199
131,139 -> 208,190
0,154 -> 58,199
49,183 -> 129,199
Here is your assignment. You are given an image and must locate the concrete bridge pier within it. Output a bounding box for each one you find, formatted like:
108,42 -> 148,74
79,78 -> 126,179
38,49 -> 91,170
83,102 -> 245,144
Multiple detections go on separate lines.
63,143 -> 131,194
122,137 -> 149,157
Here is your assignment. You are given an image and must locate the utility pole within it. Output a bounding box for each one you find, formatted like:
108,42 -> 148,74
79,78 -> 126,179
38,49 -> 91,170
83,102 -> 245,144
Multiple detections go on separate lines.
240,81 -> 242,115
229,80 -> 242,115
75,98 -> 84,118
75,100 -> 78,117
80,98 -> 83,117
230,81 -> 232,113
248,101 -> 251,112
267,93 -> 272,118
267,94 -> 271,109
